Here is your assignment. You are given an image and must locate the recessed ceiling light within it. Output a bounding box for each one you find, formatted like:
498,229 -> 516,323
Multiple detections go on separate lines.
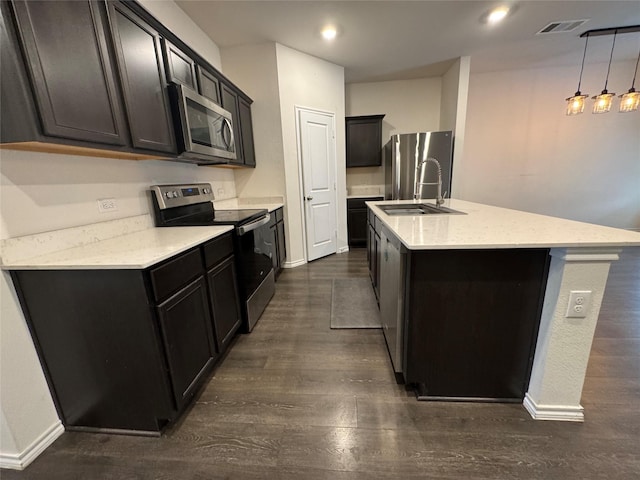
322,26 -> 337,40
487,6 -> 510,24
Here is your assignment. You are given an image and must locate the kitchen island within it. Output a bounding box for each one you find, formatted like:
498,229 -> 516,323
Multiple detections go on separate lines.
367,199 -> 640,422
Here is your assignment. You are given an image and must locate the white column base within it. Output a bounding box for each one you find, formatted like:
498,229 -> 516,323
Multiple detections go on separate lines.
523,393 -> 584,422
0,420 -> 64,470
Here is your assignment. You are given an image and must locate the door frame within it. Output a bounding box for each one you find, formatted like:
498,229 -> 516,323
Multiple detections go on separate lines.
294,105 -> 338,263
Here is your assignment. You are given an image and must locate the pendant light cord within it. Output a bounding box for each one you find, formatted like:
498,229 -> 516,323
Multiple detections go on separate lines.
603,30 -> 618,90
631,48 -> 640,90
577,33 -> 590,92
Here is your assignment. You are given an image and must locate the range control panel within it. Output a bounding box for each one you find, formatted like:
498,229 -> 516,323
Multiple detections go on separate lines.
151,183 -> 215,210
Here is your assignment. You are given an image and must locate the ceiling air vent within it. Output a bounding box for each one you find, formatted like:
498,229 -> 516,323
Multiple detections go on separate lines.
537,19 -> 589,34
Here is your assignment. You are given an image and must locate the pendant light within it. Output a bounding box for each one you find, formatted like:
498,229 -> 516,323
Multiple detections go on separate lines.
592,31 -> 617,114
566,33 -> 590,115
619,48 -> 640,112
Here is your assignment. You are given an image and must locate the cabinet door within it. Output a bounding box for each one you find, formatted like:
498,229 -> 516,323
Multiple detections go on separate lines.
107,1 -> 176,154
347,208 -> 368,247
269,224 -> 279,271
276,219 -> 286,271
10,0 -> 128,146
220,83 -> 243,165
207,256 -> 242,354
346,115 -> 384,167
162,39 -> 197,90
196,65 -> 220,105
156,276 -> 215,408
238,96 -> 256,167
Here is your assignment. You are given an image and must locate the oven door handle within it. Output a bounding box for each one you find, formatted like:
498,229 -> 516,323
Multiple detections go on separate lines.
237,214 -> 271,236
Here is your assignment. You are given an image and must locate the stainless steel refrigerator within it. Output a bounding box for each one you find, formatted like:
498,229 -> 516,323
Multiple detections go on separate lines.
383,131 -> 453,200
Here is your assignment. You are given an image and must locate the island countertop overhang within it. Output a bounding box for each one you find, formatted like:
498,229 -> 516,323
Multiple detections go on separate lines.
366,199 -> 640,250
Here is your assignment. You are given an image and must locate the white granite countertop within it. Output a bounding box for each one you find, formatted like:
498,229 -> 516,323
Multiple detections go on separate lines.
1,225 -> 234,270
367,199 -> 640,250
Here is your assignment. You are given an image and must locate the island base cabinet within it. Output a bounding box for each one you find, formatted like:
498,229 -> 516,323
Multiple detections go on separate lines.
11,269 -> 175,433
404,249 -> 550,401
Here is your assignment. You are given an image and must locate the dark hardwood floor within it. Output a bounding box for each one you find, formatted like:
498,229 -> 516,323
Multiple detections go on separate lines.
4,248 -> 639,479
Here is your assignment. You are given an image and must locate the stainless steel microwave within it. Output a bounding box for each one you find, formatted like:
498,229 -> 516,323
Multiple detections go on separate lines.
169,84 -> 236,163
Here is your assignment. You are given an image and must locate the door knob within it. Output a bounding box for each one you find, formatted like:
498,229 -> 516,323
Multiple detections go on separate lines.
306,196 -> 313,201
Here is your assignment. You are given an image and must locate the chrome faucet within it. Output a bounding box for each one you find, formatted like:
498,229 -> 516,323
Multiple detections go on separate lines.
414,157 -> 444,206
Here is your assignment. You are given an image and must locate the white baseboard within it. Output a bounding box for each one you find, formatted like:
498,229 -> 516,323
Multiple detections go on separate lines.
0,420 -> 64,470
338,246 -> 349,253
523,394 -> 584,422
283,258 -> 306,269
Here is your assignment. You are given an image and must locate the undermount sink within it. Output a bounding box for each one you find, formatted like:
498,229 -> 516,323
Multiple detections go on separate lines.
379,203 -> 466,216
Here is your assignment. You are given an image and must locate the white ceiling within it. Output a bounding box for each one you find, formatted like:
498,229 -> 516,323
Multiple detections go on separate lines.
176,1 -> 640,83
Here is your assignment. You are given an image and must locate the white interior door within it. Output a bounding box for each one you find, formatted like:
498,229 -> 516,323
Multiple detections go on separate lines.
298,108 -> 337,262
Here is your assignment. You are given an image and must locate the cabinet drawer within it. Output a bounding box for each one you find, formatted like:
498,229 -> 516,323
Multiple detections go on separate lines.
348,197 -> 383,210
149,248 -> 203,301
275,207 -> 283,222
203,232 -> 234,268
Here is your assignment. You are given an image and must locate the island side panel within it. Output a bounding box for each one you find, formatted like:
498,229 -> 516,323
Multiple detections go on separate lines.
404,248 -> 550,401
524,247 -> 621,421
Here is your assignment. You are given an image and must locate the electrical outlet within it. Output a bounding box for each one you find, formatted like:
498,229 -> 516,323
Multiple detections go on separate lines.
97,198 -> 118,213
565,290 -> 592,318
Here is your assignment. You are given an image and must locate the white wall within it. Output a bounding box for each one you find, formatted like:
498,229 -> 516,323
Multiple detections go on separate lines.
458,60 -> 640,230
138,0 -> 221,69
0,0 -> 231,467
345,78 -> 442,189
220,43 -> 286,199
275,44 -> 347,262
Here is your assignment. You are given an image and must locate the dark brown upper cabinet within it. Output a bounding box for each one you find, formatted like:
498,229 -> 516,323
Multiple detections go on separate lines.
238,96 -> 256,168
162,39 -> 197,90
7,0 -> 128,146
196,65 -> 220,105
221,82 -> 255,168
346,114 -> 385,167
106,1 -> 176,154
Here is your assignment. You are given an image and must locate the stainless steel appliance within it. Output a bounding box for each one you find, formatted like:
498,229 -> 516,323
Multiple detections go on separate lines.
384,131 -> 453,200
150,183 -> 274,332
379,224 -> 406,380
168,85 -> 236,164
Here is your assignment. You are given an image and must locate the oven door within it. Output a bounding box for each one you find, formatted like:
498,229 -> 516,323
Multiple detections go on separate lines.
170,84 -> 236,162
235,215 -> 275,331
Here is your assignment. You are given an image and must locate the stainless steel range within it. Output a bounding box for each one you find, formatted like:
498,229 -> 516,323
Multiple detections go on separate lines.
150,183 -> 275,332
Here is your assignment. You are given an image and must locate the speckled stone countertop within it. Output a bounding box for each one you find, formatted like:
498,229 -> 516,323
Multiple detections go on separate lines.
367,199 -> 640,250
1,215 -> 233,270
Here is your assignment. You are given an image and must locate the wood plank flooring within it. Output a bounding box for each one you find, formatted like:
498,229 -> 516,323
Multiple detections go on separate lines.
4,248 -> 640,479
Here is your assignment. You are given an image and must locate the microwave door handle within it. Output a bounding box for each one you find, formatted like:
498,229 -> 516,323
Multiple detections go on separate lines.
222,118 -> 235,151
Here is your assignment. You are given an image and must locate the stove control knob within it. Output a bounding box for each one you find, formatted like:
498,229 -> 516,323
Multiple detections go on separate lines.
172,190 -> 179,198
164,192 -> 171,199
203,188 -> 210,194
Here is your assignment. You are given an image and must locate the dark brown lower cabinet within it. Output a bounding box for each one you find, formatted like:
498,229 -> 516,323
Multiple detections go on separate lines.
156,276 -> 216,409
207,256 -> 242,353
348,197 -> 382,247
10,232 -> 241,435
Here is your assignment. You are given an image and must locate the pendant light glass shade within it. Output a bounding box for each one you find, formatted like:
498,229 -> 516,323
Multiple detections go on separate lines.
566,33 -> 590,115
566,92 -> 589,115
619,89 -> 640,112
592,90 -> 616,113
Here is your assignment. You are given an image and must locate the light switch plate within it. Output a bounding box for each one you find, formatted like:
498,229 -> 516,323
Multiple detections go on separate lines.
565,290 -> 592,318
